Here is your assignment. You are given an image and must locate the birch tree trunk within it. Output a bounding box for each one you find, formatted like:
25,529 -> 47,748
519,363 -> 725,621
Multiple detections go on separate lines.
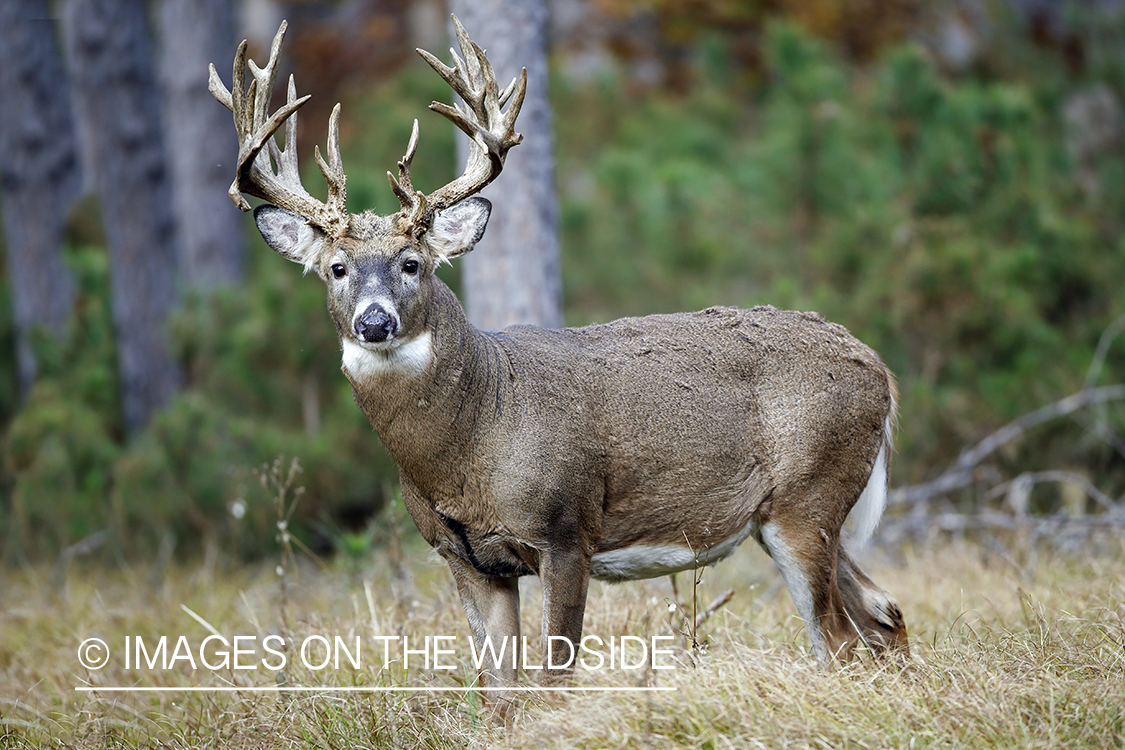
448,0 -> 563,330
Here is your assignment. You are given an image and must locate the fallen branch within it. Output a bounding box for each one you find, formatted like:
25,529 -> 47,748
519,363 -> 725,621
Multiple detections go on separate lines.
694,588 -> 735,630
983,470 -> 1119,511
1084,313 -> 1125,390
883,508 -> 1125,535
888,385 -> 1125,507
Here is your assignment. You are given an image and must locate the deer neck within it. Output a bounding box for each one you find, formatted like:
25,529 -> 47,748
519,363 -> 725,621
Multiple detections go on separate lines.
344,279 -> 510,490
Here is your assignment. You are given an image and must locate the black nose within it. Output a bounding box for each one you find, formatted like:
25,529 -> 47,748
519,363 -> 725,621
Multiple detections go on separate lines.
354,305 -> 398,343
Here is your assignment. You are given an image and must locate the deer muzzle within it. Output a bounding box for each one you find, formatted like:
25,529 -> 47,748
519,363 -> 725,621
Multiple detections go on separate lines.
354,304 -> 399,344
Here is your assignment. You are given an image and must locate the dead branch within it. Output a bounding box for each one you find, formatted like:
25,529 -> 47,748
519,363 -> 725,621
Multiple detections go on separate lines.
888,385 -> 1125,507
1084,313 -> 1125,389
983,470 -> 1119,511
883,508 -> 1125,536
694,588 -> 735,630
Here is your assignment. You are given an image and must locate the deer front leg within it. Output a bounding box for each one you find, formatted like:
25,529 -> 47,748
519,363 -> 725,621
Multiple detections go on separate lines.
538,547 -> 591,686
445,556 -> 521,719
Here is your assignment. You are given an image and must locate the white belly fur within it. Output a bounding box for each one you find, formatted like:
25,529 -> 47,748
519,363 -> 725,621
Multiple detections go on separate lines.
590,517 -> 760,582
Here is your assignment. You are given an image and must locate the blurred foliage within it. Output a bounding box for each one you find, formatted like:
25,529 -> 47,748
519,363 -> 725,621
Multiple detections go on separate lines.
2,243 -> 122,555
3,8 -> 1125,560
1,234 -> 399,560
556,17 -> 1125,499
590,0 -> 921,95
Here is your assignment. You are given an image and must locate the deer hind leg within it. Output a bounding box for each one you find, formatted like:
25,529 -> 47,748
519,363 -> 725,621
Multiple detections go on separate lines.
836,546 -> 909,656
759,517 -> 859,666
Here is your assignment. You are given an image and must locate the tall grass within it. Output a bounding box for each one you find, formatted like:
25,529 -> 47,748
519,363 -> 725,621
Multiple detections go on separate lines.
2,533 -> 1123,748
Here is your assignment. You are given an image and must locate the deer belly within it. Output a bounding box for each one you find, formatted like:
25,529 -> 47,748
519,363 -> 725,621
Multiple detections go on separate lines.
589,517 -> 760,582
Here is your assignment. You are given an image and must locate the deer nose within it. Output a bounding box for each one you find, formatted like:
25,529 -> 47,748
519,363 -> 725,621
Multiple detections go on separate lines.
355,304 -> 398,343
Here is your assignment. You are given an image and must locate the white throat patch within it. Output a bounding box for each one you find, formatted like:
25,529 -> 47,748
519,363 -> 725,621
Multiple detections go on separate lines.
342,331 -> 433,382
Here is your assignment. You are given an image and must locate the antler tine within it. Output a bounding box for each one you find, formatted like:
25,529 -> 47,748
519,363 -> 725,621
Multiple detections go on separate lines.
499,68 -> 527,134
453,20 -> 489,106
497,74 -> 519,108
207,62 -> 233,111
248,21 -> 287,132
313,102 -> 349,230
210,21 -> 350,237
387,119 -> 419,203
398,14 -> 526,234
282,76 -> 300,173
387,120 -> 430,229
266,76 -> 305,193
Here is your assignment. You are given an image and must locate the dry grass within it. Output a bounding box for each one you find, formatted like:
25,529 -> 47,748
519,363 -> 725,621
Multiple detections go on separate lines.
2,533 -> 1123,749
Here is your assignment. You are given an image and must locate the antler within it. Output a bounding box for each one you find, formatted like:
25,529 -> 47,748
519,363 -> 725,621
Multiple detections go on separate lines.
389,14 -> 527,235
208,21 -> 349,238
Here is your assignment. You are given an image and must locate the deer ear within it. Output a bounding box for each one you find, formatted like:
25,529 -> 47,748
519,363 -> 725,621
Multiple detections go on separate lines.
426,197 -> 491,262
254,205 -> 324,271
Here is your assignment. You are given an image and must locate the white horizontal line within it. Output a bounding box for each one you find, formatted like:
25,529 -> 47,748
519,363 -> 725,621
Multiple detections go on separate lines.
75,686 -> 675,693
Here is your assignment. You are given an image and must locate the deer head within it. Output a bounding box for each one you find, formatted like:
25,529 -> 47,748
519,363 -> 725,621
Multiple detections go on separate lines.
208,16 -> 525,364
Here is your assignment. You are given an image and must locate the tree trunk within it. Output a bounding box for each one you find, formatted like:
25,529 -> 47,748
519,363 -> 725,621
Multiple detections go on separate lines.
158,0 -> 245,292
0,1 -> 81,395
448,0 -> 563,330
61,0 -> 182,433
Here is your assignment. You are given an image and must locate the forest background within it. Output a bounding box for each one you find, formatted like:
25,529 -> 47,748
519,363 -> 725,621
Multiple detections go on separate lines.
2,0 -> 1124,563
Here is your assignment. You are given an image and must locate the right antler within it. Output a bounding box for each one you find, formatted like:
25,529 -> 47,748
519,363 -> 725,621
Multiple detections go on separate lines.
390,15 -> 527,236
208,21 -> 350,238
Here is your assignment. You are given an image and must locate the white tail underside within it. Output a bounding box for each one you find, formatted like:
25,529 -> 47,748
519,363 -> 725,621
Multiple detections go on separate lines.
849,406 -> 896,547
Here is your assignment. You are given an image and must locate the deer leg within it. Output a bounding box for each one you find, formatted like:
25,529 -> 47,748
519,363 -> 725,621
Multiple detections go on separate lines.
836,546 -> 909,656
537,547 -> 591,686
759,518 -> 858,666
445,556 -> 521,719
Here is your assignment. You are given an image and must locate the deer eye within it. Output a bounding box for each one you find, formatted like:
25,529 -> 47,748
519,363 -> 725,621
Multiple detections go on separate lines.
331,263 -> 347,279
402,259 -> 420,275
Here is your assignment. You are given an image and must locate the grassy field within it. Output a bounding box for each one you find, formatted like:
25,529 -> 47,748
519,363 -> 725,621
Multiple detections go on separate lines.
2,529 -> 1123,749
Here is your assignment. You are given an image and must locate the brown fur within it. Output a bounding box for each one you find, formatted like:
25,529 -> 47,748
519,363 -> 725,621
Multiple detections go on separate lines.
253,199 -> 909,684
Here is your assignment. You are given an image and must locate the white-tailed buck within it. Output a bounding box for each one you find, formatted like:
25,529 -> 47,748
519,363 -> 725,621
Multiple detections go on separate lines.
211,16 -> 908,704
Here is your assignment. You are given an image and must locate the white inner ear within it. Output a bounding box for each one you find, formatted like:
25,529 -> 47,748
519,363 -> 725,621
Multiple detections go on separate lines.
255,206 -> 322,272
427,198 -> 490,261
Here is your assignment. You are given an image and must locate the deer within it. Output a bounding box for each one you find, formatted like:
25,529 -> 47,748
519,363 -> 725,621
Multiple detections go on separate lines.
210,16 -> 908,710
